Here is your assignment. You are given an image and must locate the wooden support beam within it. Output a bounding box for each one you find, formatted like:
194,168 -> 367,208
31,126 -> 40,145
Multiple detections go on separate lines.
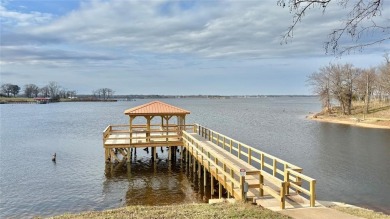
105,149 -> 110,162
230,169 -> 234,195
259,172 -> 264,196
198,159 -> 201,179
152,147 -> 157,161
219,182 -> 222,199
280,182 -> 286,209
240,175 -> 245,201
203,166 -> 207,186
118,148 -> 127,157
193,156 -> 196,173
110,150 -> 121,163
211,175 -> 214,196
127,147 -> 131,163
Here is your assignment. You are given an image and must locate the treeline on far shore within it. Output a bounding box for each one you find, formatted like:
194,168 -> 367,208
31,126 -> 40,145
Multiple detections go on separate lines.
0,97 -> 118,104
0,81 -> 116,103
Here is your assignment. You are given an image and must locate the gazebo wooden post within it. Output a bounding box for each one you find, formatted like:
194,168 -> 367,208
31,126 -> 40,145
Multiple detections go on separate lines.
145,115 -> 151,160
165,116 -> 171,160
160,116 -> 164,159
148,116 -> 158,161
178,115 -> 184,159
128,116 -> 135,163
123,101 -> 190,162
146,115 -> 151,144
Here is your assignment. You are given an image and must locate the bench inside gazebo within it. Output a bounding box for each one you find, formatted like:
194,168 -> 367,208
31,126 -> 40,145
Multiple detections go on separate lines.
103,101 -> 192,163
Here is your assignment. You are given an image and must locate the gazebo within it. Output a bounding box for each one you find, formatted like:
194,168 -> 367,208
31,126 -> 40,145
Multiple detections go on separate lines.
103,101 -> 191,163
124,101 -> 190,161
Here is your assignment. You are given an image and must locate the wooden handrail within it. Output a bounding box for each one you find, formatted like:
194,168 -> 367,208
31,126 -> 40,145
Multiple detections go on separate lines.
193,124 -> 315,207
194,124 -> 302,173
183,131 -> 252,177
183,136 -> 242,199
286,168 -> 316,207
183,137 -> 240,186
183,131 -> 287,206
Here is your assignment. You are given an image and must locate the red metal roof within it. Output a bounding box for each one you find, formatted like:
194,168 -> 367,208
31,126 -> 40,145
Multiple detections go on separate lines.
124,101 -> 190,116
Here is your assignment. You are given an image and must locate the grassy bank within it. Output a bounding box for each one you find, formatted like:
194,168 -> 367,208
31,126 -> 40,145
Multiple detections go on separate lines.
309,101 -> 390,129
44,203 -> 290,219
330,206 -> 390,219
0,97 -> 35,103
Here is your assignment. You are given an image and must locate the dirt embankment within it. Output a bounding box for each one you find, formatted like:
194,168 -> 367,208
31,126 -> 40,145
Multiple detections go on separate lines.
308,103 -> 390,130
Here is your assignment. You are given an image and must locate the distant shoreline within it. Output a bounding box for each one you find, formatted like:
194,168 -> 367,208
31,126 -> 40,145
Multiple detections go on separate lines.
307,113 -> 390,130
0,98 -> 118,104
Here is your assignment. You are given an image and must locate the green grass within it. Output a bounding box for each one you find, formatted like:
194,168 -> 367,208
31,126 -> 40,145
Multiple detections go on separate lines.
331,206 -> 390,219
43,203 -> 290,219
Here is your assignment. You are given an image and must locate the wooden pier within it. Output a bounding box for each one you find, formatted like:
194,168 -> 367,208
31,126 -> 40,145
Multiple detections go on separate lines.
103,101 -> 316,209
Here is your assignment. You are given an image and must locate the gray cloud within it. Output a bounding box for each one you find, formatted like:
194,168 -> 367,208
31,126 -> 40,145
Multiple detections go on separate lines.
1,0 -> 389,95
2,1 -> 389,62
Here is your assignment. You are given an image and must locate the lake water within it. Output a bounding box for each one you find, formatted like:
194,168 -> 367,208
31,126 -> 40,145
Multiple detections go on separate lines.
1,97 -> 389,218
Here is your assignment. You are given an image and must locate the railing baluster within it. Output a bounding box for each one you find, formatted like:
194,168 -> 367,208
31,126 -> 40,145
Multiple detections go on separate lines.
310,180 -> 316,207
273,159 -> 277,176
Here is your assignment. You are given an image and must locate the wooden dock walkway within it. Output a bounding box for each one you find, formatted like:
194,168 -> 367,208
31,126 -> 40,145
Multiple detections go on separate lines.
103,101 -> 316,210
103,123 -> 316,209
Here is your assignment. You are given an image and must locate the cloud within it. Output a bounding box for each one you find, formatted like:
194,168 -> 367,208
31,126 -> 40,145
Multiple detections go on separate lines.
1,0 -> 389,95
5,0 -> 386,61
2,0 -> 389,62
0,45 -> 120,67
0,5 -> 54,28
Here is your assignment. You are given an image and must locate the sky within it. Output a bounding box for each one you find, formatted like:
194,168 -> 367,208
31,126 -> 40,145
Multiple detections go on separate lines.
1,0 -> 389,95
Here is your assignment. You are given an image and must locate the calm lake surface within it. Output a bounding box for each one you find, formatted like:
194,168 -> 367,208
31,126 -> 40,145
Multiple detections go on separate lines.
1,97 -> 389,218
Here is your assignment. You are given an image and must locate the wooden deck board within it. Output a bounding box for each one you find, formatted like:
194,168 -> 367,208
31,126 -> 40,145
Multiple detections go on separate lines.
103,123 -> 316,209
189,133 -> 259,174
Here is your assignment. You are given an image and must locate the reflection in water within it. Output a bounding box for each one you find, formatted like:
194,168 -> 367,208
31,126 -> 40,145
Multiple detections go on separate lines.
103,149 -> 210,207
1,98 -> 389,217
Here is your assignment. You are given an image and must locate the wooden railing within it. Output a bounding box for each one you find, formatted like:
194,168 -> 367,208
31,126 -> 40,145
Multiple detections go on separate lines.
183,130 -> 288,208
182,132 -> 245,200
193,124 -> 316,207
103,125 -> 112,142
103,123 -> 316,207
103,124 -> 194,144
286,168 -> 316,207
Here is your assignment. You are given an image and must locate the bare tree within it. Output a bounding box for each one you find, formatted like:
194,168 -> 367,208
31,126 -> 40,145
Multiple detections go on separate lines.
307,66 -> 332,112
1,83 -> 13,97
40,86 -> 50,98
308,63 -> 360,115
94,88 -> 115,100
330,63 -> 359,114
278,0 -> 389,55
355,68 -> 377,113
378,54 -> 390,100
24,84 -> 39,98
10,85 -> 20,97
47,81 -> 60,98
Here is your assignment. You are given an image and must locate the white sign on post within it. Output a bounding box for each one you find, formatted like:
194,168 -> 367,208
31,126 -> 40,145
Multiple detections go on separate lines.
240,168 -> 246,177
